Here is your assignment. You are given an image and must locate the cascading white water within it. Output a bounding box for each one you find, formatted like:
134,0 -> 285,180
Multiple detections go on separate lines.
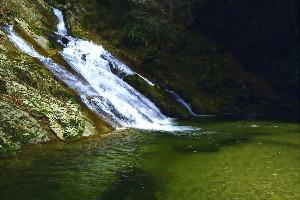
52,9 -> 170,129
165,89 -> 215,117
3,9 -> 194,131
53,9 -> 154,85
53,9 -> 68,36
60,38 -> 167,127
165,89 -> 199,117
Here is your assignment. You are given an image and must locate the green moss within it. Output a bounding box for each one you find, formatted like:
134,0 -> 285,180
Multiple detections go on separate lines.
82,106 -> 113,134
13,67 -> 38,88
51,89 -> 76,101
0,136 -> 19,155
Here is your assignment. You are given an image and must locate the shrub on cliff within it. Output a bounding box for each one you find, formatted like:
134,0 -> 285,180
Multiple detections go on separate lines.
0,1 -> 16,24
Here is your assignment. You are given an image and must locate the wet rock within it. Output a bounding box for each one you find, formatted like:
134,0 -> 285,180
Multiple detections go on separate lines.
109,62 -> 127,78
61,36 -> 69,45
100,54 -> 107,61
174,144 -> 219,154
81,54 -> 86,61
13,67 -> 38,88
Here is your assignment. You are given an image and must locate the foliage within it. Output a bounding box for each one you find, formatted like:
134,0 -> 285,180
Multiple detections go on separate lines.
0,80 -> 7,94
0,0 -> 16,24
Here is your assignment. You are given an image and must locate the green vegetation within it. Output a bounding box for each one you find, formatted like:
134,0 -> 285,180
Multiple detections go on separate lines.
50,0 -> 280,116
0,80 -> 7,94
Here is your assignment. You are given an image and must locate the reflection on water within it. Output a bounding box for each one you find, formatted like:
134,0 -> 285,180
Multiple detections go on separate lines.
0,120 -> 299,200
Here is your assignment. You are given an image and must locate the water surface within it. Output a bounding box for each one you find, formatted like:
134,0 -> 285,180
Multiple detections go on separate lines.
1,119 -> 299,200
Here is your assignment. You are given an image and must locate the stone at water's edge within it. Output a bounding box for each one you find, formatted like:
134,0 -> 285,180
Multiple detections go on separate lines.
0,100 -> 49,154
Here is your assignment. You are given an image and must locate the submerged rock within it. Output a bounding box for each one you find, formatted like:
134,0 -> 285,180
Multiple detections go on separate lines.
99,167 -> 156,200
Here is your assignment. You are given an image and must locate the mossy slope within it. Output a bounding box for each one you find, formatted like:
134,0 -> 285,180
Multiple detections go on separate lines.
0,0 -> 111,155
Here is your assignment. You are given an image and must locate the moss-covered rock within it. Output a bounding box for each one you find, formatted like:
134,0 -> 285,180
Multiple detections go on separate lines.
0,99 -> 49,154
0,0 -> 112,154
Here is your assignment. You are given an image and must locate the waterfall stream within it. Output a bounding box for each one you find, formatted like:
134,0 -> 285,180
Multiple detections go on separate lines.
4,8 -> 194,131
164,89 -> 199,117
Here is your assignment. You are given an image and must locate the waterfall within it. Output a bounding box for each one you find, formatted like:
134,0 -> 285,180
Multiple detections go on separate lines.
165,89 -> 199,117
165,89 -> 215,117
53,8 -> 68,36
3,9 -> 194,131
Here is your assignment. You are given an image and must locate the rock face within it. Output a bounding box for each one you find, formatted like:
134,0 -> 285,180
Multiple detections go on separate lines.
56,0 -> 275,116
0,0 -> 111,155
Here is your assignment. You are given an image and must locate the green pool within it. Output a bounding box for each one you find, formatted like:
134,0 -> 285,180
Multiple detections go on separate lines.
1,119 -> 299,200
